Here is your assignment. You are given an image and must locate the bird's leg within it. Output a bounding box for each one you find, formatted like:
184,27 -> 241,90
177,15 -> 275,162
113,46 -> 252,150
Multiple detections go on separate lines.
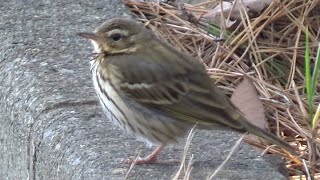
126,144 -> 164,164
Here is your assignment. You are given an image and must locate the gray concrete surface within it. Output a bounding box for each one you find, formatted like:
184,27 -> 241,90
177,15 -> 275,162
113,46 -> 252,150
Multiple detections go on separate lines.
0,0 -> 287,179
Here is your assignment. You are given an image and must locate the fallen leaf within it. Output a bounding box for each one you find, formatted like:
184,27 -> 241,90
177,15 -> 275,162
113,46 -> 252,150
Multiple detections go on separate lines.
231,78 -> 269,151
201,0 -> 272,27
231,78 -> 268,130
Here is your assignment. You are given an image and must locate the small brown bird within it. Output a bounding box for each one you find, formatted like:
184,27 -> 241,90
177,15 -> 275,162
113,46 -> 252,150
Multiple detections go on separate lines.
78,18 -> 296,164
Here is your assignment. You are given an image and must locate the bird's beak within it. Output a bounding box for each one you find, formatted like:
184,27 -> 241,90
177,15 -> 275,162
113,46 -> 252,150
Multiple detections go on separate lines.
77,32 -> 99,41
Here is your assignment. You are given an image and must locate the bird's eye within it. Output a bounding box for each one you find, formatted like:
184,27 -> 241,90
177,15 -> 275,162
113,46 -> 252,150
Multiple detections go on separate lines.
110,33 -> 122,41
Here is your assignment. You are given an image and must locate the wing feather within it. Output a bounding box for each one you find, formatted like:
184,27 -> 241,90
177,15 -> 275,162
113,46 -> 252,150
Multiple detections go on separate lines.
108,41 -> 244,130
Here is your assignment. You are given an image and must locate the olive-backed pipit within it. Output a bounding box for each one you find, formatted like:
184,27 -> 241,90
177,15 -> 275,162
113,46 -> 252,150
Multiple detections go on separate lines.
78,18 -> 296,164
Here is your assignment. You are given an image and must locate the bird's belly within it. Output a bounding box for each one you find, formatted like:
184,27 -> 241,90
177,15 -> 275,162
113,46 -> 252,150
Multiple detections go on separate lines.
92,71 -> 190,146
122,97 -> 192,146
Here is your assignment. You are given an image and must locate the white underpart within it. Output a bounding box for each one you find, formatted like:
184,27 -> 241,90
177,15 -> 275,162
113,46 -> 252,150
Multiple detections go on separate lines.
90,40 -> 127,130
92,65 -> 155,147
90,53 -> 126,131
95,71 -> 125,126
89,39 -> 159,148
91,40 -> 101,53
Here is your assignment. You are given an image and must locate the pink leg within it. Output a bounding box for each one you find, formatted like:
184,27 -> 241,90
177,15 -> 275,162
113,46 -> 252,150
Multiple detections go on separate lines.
126,144 -> 164,164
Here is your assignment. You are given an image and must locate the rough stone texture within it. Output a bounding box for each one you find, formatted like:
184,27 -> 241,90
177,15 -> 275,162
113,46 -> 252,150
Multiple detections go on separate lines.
0,0 -> 287,179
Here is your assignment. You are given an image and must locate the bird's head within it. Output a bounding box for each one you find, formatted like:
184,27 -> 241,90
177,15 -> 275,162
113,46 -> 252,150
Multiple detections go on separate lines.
78,18 -> 149,55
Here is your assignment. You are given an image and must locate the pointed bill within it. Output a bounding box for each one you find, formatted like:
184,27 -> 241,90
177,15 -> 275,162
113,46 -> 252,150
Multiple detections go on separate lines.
77,32 -> 99,41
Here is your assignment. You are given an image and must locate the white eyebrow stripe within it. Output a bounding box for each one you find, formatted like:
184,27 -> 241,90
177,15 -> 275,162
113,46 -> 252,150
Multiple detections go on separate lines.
106,29 -> 129,36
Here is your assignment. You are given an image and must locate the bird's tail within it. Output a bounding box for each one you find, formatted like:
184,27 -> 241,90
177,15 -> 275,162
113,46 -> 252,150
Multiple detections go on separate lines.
240,118 -> 297,155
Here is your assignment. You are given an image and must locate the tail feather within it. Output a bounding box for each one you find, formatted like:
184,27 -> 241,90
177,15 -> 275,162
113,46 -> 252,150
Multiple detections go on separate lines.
241,118 -> 297,155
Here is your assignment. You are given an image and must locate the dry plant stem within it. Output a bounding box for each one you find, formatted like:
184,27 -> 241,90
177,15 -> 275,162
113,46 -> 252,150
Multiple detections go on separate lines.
124,151 -> 142,180
183,155 -> 193,180
269,112 -> 301,136
245,139 -> 302,165
286,22 -> 301,89
302,159 -> 312,180
280,0 -> 312,37
239,1 -> 264,67
252,64 -> 271,98
287,109 -> 310,139
291,81 -> 309,121
173,125 -> 196,180
208,134 -> 245,180
275,110 -> 281,137
310,131 -> 317,178
153,4 -> 214,41
227,9 -> 267,48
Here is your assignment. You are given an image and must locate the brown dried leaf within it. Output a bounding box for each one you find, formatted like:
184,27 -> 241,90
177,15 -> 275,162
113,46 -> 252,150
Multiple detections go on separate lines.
201,0 -> 272,27
231,78 -> 269,152
231,78 -> 268,130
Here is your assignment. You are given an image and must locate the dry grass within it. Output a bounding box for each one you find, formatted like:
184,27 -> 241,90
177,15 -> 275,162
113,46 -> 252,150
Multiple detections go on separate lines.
123,0 -> 320,178
172,125 -> 196,180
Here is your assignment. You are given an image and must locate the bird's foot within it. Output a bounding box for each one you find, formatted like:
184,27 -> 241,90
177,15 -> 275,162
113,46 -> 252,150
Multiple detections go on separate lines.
125,145 -> 162,164
124,157 -> 179,165
124,155 -> 158,165
123,144 -> 179,165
